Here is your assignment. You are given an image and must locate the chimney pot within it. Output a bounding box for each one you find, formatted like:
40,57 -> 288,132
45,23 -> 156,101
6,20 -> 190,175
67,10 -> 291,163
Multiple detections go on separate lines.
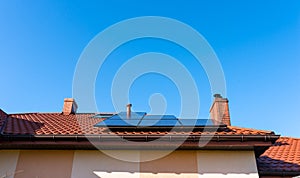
63,98 -> 78,115
126,104 -> 132,118
213,94 -> 222,98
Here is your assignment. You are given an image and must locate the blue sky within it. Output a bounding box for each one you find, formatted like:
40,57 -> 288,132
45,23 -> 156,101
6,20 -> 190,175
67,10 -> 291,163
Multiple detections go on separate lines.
0,0 -> 299,137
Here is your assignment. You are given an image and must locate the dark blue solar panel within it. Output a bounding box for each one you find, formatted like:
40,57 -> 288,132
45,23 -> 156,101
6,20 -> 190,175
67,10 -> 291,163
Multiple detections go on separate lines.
143,115 -> 177,120
138,114 -> 179,127
179,119 -> 215,126
139,119 -> 181,127
95,119 -> 140,127
94,111 -> 218,128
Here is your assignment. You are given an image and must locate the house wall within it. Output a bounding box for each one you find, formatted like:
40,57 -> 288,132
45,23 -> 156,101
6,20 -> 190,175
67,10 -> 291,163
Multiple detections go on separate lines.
0,150 -> 259,178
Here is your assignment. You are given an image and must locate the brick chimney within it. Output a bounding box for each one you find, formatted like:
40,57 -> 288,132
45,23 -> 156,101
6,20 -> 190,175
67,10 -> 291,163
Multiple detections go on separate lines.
209,94 -> 231,126
62,98 -> 78,115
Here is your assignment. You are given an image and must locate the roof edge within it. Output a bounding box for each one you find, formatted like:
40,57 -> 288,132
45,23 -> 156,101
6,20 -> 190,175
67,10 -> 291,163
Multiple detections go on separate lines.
0,134 -> 279,150
259,171 -> 300,177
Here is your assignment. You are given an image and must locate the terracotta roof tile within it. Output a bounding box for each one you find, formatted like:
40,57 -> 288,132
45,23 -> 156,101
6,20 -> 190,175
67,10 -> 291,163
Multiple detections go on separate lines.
0,113 -> 275,137
258,137 -> 300,173
3,113 -> 105,135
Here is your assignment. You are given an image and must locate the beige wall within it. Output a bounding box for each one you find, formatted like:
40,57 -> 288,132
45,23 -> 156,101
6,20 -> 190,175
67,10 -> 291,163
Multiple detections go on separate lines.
0,150 -> 20,178
71,150 -> 140,178
15,150 -> 74,178
197,151 -> 259,178
0,149 -> 259,178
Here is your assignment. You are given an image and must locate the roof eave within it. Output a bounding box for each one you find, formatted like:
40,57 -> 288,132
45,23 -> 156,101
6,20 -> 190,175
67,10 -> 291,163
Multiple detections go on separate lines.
0,134 -> 279,150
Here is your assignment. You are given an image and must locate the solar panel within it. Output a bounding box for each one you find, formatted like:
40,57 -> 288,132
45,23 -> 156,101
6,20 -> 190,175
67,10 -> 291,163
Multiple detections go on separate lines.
94,112 -> 221,129
143,115 -> 177,120
95,118 -> 141,127
179,119 -> 215,126
138,119 -> 181,127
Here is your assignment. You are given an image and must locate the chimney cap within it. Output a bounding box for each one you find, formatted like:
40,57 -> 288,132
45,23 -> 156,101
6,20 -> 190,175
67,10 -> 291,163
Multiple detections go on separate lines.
64,98 -> 75,102
213,94 -> 222,98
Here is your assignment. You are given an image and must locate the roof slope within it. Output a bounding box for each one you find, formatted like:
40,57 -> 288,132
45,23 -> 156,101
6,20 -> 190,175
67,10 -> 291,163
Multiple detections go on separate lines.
0,113 -> 276,136
0,112 -> 279,151
258,137 -> 300,177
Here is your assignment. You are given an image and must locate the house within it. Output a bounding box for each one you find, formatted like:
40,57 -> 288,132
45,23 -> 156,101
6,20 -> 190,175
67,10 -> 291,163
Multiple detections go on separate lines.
0,95 -> 299,178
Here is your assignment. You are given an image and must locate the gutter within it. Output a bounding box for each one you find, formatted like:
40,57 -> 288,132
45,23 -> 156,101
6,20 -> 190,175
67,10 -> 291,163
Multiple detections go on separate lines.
0,134 -> 280,150
0,134 -> 280,142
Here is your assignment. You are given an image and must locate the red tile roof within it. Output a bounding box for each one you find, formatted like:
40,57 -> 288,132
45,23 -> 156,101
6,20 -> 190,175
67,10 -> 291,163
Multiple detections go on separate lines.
0,109 -> 7,129
1,110 -> 298,176
3,113 -> 101,135
0,113 -> 276,136
4,112 -> 298,176
258,137 -> 300,176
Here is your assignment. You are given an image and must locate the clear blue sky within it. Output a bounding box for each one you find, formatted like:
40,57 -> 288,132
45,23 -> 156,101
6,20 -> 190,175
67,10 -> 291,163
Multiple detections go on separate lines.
0,0 -> 299,137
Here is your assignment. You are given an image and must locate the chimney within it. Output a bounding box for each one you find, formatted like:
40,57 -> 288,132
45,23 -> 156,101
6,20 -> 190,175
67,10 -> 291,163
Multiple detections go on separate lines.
126,104 -> 132,118
209,94 -> 231,126
62,98 -> 78,115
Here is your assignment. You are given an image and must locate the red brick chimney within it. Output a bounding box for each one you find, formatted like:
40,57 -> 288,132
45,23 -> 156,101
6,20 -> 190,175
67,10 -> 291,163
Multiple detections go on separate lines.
209,94 -> 231,126
62,98 -> 78,115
